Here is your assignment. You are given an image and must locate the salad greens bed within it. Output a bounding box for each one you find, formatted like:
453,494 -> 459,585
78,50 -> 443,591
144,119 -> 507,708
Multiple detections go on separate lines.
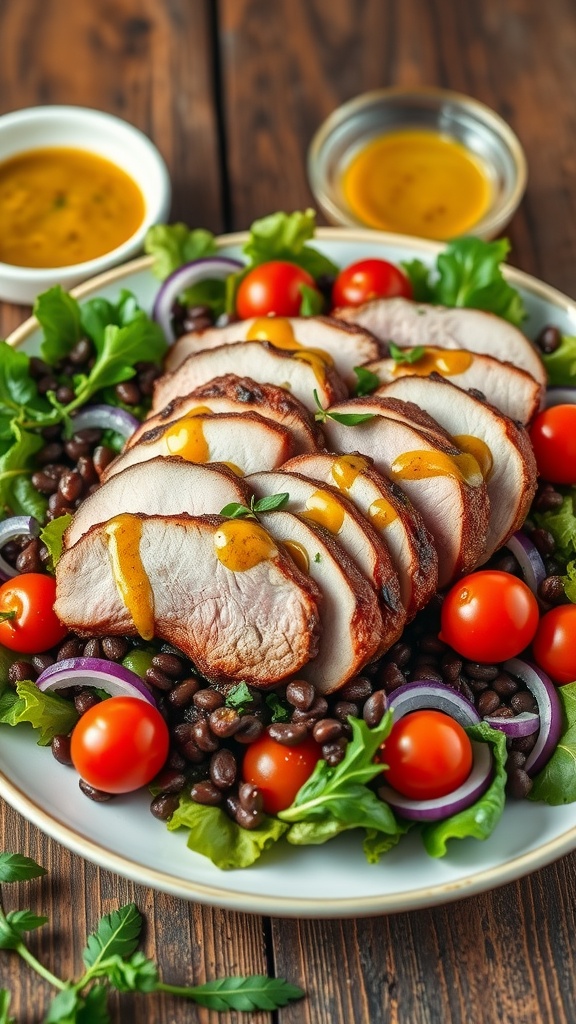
1,210 -> 576,872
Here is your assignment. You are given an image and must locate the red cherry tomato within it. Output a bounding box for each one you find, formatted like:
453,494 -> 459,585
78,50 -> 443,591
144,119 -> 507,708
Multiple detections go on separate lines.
0,573 -> 67,654
242,733 -> 322,815
440,570 -> 539,662
236,261 -> 320,319
331,258 -> 413,308
70,696 -> 170,794
380,710 -> 473,800
529,404 -> 576,485
532,605 -> 576,685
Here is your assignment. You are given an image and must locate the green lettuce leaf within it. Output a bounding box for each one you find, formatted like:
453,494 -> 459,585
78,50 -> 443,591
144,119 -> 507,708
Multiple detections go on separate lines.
0,679 -> 78,745
79,288 -> 148,349
541,334 -> 576,386
80,316 -> 167,397
0,343 -> 50,440
145,223 -> 217,280
39,513 -> 72,571
420,723 -> 508,857
534,490 -> 576,601
0,423 -> 46,518
34,286 -> 82,364
403,237 -> 526,326
166,797 -> 288,869
564,560 -> 576,603
242,210 -> 338,278
529,681 -> 576,804
363,827 -> 408,864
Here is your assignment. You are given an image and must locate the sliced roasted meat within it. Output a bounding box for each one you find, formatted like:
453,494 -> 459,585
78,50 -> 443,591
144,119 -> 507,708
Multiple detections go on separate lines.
55,513 -> 321,686
367,349 -> 543,424
164,315 -> 380,386
335,297 -> 547,388
64,457 -> 252,549
258,509 -> 384,692
282,452 -> 438,619
152,341 -> 348,414
101,411 -> 295,483
126,375 -> 323,453
377,374 -> 538,560
247,468 -> 405,652
322,397 -> 491,587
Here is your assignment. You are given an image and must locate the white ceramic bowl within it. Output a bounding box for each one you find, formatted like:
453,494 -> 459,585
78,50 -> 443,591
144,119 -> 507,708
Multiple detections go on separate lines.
0,105 -> 171,304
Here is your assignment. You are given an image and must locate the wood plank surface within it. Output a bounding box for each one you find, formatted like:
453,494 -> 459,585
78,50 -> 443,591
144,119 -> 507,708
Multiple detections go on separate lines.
2,1 -> 576,1022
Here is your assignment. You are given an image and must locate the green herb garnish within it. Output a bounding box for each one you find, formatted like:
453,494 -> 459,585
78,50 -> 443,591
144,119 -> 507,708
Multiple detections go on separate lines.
220,493 -> 290,519
313,390 -> 375,426
389,342 -> 425,365
353,365 -> 380,396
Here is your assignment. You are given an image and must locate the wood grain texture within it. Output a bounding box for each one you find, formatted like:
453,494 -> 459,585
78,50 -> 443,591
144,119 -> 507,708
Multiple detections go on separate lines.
3,1 -> 576,1022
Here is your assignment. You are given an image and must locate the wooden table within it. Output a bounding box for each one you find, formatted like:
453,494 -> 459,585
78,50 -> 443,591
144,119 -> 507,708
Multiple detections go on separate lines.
2,1 -> 576,1021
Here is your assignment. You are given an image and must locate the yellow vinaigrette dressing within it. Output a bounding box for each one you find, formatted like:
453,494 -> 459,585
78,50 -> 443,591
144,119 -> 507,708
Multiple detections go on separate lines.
330,453 -> 370,491
105,515 -> 155,641
391,449 -> 484,487
245,317 -> 333,385
0,146 -> 145,267
163,413 -> 210,463
214,519 -> 278,572
368,498 -> 398,528
453,434 -> 494,480
393,347 -> 473,377
301,489 -> 345,534
342,129 -> 492,239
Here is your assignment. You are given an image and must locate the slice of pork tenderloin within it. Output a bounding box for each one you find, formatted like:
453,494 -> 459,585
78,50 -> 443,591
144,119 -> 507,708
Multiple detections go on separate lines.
55,513 -> 321,686
152,341 -> 348,414
335,297 -> 547,389
377,374 -> 538,560
247,468 -> 405,652
64,457 -> 253,549
366,349 -> 543,425
322,397 -> 491,587
258,509 -> 384,693
126,375 -> 324,453
100,410 -> 295,483
164,315 -> 381,386
282,451 -> 438,620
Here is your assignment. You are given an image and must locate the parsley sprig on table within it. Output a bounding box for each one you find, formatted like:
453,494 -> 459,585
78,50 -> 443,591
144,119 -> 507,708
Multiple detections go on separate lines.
0,853 -> 304,1022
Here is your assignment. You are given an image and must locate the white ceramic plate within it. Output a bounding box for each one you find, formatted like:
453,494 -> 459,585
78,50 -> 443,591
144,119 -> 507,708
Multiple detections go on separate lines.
3,228 -> 576,918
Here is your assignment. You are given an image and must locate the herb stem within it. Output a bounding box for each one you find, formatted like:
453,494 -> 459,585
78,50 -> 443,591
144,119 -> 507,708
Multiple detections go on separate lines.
14,941 -> 67,990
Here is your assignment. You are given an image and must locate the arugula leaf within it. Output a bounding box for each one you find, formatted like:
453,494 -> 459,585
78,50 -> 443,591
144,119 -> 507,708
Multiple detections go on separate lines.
0,343 -> 49,424
353,366 -> 380,396
313,390 -> 375,426
389,342 -> 425,365
242,210 -> 338,278
39,514 -> 72,572
421,723 -> 508,857
167,797 -> 288,869
0,424 -> 46,518
82,904 -> 142,969
161,975 -> 305,1012
280,714 -> 401,847
225,682 -> 255,712
35,287 -> 82,364
144,223 -> 217,280
529,681 -> 576,804
403,237 -> 526,326
0,679 -> 78,745
541,333 -> 576,386
0,853 -> 46,884
0,989 -> 15,1024
81,317 -> 166,397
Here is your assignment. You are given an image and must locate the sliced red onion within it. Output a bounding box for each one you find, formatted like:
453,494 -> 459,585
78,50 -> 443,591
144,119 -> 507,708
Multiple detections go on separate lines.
483,710 -> 540,738
0,516 -> 40,581
36,657 -> 156,706
545,387 -> 576,408
503,658 -> 563,775
503,530 -> 547,597
70,404 -> 139,440
388,681 -> 481,727
378,741 -> 492,821
152,257 -> 244,345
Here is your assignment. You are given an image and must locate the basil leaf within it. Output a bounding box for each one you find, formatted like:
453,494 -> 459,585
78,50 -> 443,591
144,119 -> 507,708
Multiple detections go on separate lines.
389,342 -> 425,365
219,501 -> 253,519
167,797 -> 287,869
353,366 -> 380,396
0,853 -> 46,884
322,410 -> 376,426
529,681 -> 576,804
35,286 -> 82,364
253,493 -> 289,513
144,223 -> 217,280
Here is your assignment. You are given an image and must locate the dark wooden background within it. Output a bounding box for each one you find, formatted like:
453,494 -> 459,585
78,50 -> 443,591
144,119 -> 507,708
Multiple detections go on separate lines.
2,1 -> 576,1021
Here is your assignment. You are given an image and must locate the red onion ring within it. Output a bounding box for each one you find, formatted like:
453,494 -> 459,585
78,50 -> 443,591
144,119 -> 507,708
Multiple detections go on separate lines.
387,681 -> 481,727
70,404 -> 140,441
36,657 -> 156,706
483,710 -> 540,738
503,658 -> 563,775
503,530 -> 547,597
545,387 -> 576,408
378,741 -> 492,821
152,257 -> 244,345
0,516 -> 40,581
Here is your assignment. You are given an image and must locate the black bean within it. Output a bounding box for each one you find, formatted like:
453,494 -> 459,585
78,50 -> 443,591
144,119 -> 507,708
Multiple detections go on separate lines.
363,690 -> 388,727
339,676 -> 373,702
412,666 -> 444,684
83,638 -> 102,659
536,324 -> 562,354
192,719 -> 219,753
464,662 -> 499,681
168,677 -> 201,709
153,768 -> 186,793
493,553 -> 520,575
146,666 -> 174,691
76,455 -> 99,486
538,576 -> 566,605
31,470 -> 59,495
43,463 -> 68,480
73,428 -> 102,445
68,338 -> 93,365
15,540 -> 43,576
101,636 -> 130,660
506,768 -> 533,799
30,356 -> 52,378
268,722 -> 309,746
56,638 -> 83,660
79,780 -> 113,802
507,750 -> 527,769
533,486 -> 565,512
304,695 -> 329,720
55,385 -> 75,404
210,748 -> 238,790
228,800 -> 264,830
48,492 -> 73,517
492,672 -> 519,697
37,375 -> 59,396
150,793 -> 180,820
193,688 -> 224,712
332,700 -> 359,722
8,660 -> 35,683
531,528 -> 556,557
512,732 -> 538,754
138,366 -> 162,396
58,469 -> 83,503
64,439 -> 89,460
190,780 -> 222,805
208,706 -> 242,737
285,679 -> 315,710
457,678 -> 476,703
419,635 -> 447,655
322,737 -> 348,766
37,442 -> 64,464
477,690 -> 501,715
234,716 -> 264,743
74,691 -> 101,716
386,642 -> 412,668
312,718 -> 344,745
115,381 -> 141,405
485,706 -> 514,719
380,662 -> 405,692
152,652 -> 185,678
238,782 -> 264,814
468,677 -> 490,694
510,692 -> 538,714
93,446 -> 116,477
51,734 -> 73,766
440,654 -> 463,681
167,749 -> 187,771
31,653 -> 54,674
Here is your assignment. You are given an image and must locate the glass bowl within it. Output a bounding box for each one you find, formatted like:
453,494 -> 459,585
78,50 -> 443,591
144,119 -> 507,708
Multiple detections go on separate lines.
308,87 -> 527,240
